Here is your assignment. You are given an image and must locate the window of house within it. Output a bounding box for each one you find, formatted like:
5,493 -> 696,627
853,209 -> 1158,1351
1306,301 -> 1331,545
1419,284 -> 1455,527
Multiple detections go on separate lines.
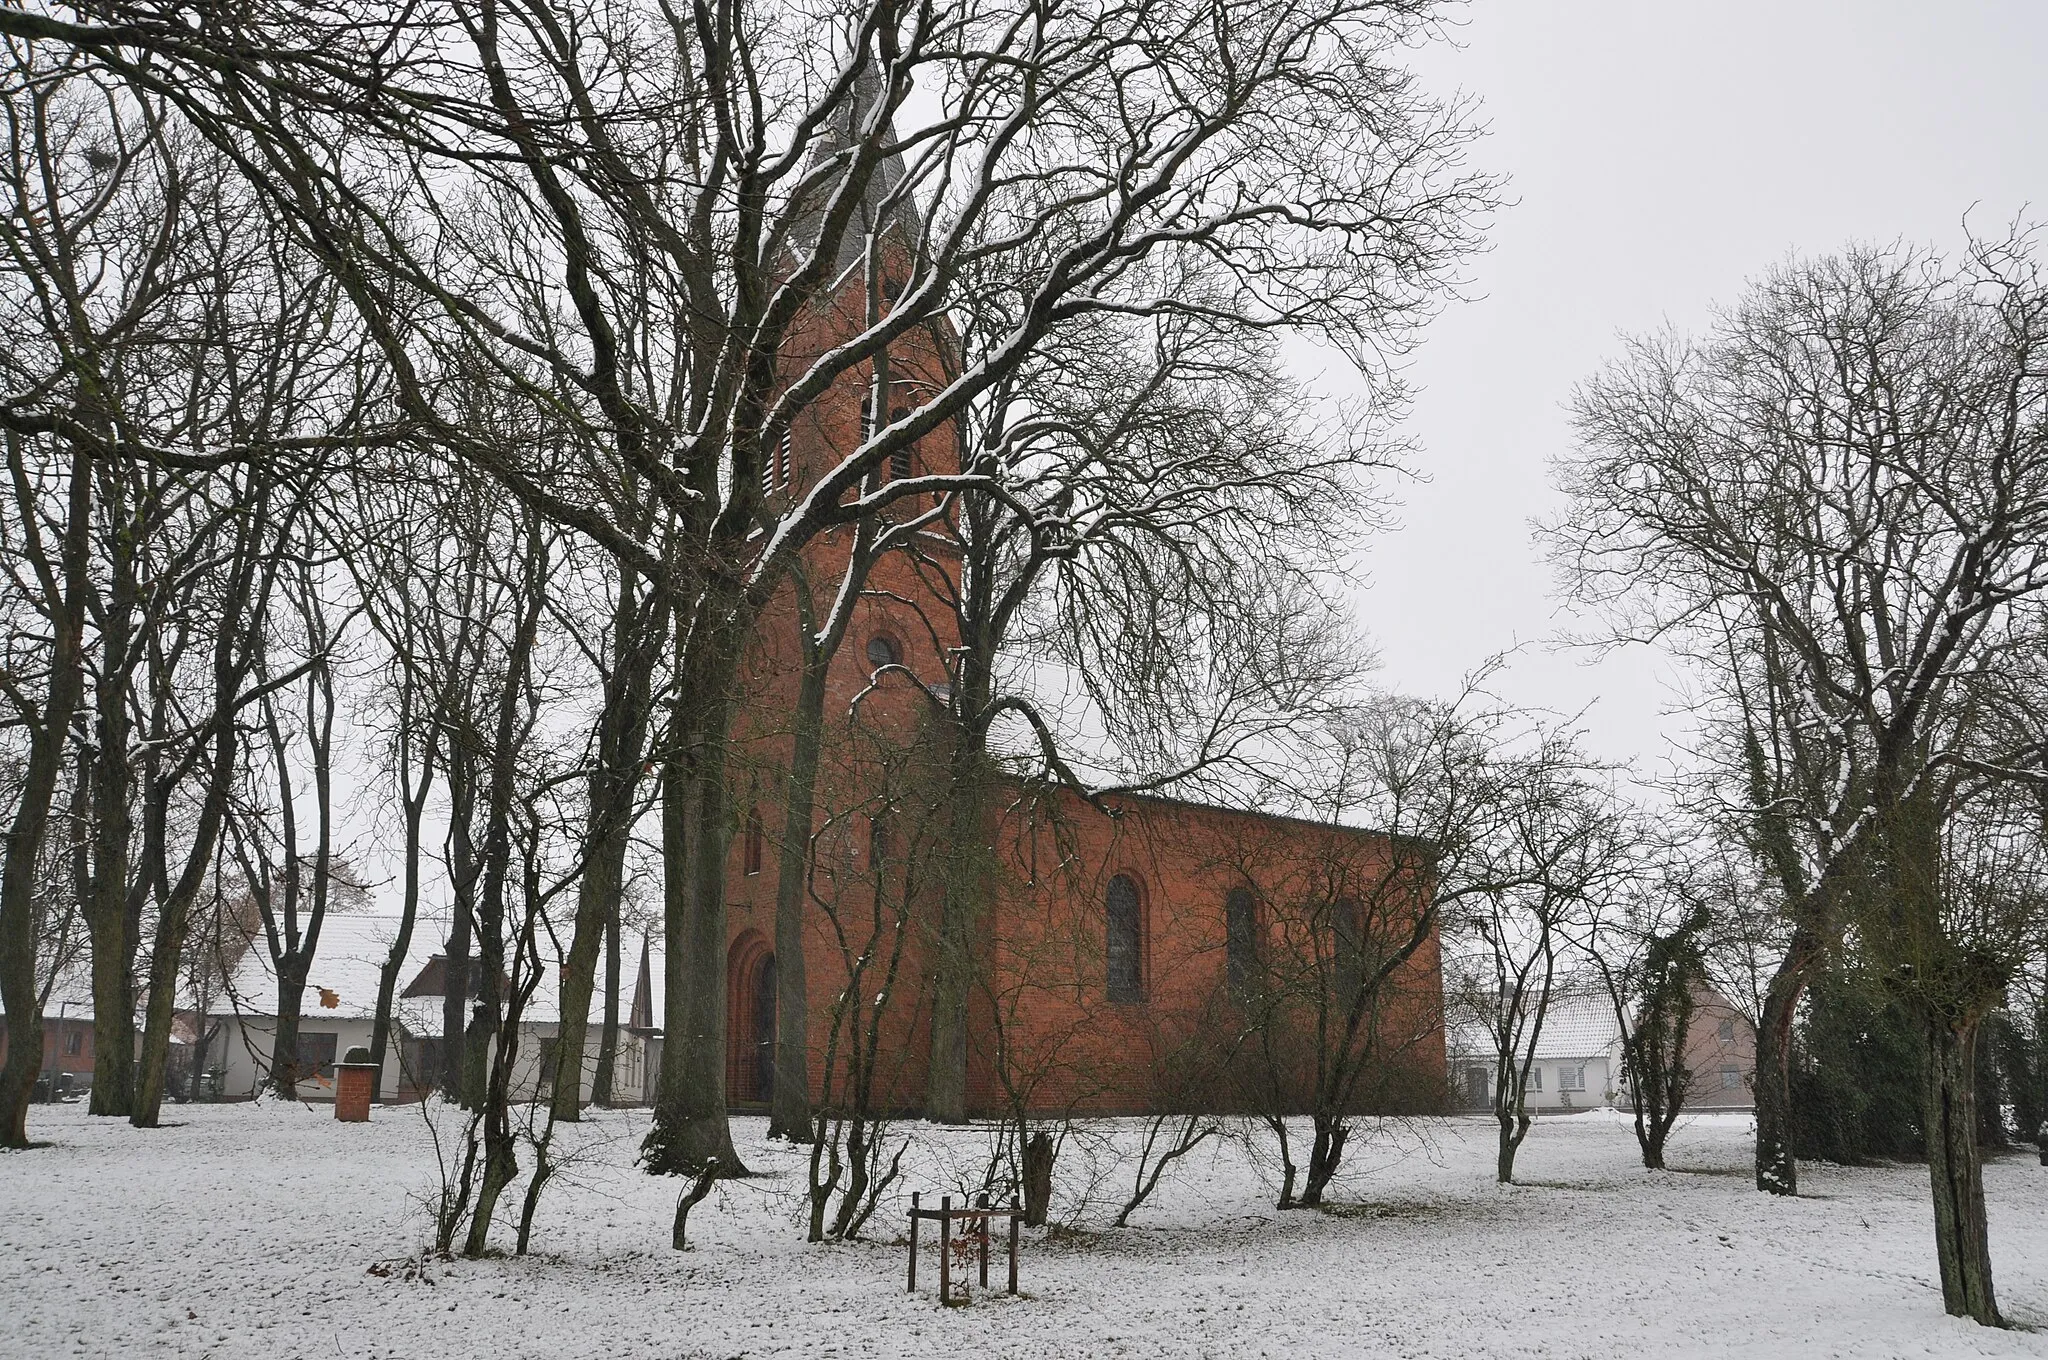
1558,1065 -> 1585,1092
65,1029 -> 82,1056
1225,888 -> 1258,1001
1465,1067 -> 1489,1102
1525,1065 -> 1542,1092
1720,1066 -> 1741,1090
1718,1018 -> 1735,1041
743,807 -> 765,875
866,634 -> 900,670
290,1031 -> 338,1082
1106,874 -> 1144,1004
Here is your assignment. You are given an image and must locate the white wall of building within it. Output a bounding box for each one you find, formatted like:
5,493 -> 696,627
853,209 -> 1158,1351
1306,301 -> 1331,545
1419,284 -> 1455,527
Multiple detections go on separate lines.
208,1016 -> 393,1102
209,1013 -> 653,1106
1453,1054 -> 1618,1111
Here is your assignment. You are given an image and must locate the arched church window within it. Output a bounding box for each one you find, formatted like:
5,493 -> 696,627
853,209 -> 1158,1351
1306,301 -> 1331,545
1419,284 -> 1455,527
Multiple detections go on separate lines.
1106,874 -> 1144,1004
866,634 -> 900,670
1332,897 -> 1363,1005
1225,887 -> 1258,1001
742,807 -> 765,876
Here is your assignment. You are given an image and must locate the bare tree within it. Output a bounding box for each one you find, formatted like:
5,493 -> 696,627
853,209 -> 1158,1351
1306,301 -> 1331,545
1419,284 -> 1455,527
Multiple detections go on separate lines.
350,489 -> 440,1104
1467,763 -> 1636,1184
0,55 -> 173,1134
800,715 -> 949,1242
1581,857 -> 1714,1172
1551,236 -> 2048,1322
907,308 -> 1398,1123
1215,686 -> 1561,1208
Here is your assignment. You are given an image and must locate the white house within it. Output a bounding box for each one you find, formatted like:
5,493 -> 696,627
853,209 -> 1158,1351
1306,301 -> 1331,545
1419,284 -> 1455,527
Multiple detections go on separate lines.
206,912 -> 661,1107
1447,990 -> 1625,1112
204,912 -> 438,1101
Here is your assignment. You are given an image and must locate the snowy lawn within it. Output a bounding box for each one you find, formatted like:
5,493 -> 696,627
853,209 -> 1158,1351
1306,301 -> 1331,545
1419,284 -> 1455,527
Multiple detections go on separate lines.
3,1101 -> 2046,1359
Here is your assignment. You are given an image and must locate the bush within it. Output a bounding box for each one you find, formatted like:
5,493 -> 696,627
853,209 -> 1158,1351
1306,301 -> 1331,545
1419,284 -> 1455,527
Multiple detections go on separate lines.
1790,963 -> 1923,1164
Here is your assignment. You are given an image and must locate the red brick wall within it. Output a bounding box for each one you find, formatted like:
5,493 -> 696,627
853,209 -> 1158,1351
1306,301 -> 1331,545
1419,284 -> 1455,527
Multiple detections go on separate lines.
0,1012 -> 95,1078
970,786 -> 1445,1116
720,261 -> 960,1115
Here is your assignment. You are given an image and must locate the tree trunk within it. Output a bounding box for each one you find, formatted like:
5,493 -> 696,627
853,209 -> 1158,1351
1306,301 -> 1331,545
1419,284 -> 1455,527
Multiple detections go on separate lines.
371,693 -> 433,1103
551,578 -> 659,1122
132,880 -> 206,1125
271,966 -> 309,1101
1923,1015 -> 2000,1326
187,1014 -> 212,1103
133,697 -> 247,1126
466,911 -> 501,1114
2037,983 -> 2048,1166
84,564 -> 138,1119
768,654 -> 828,1143
0,454 -> 90,1147
1021,1129 -> 1055,1227
644,683 -> 748,1176
463,1030 -> 522,1257
1495,1105 -> 1531,1184
1753,927 -> 1818,1195
1267,1115 -> 1299,1210
590,894 -> 621,1107
926,687 -> 993,1125
443,901 -> 472,1101
84,892 -> 135,1117
1298,1116 -> 1350,1207
550,794 -> 634,1120
369,837 -> 422,1104
1642,1127 -> 1667,1171
442,740 -> 482,1105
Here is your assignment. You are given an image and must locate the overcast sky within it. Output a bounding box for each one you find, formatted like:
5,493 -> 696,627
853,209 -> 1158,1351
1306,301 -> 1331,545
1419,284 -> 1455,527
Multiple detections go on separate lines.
1349,1 -> 2048,777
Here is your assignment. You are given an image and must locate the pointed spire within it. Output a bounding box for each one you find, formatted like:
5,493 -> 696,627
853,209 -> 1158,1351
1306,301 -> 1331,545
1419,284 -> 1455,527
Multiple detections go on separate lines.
630,935 -> 653,1030
787,49 -> 923,278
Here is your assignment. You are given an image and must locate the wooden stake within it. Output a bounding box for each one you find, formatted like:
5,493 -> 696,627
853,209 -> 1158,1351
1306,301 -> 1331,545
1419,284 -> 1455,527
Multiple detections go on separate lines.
907,1191 -> 919,1292
1007,1196 -> 1020,1295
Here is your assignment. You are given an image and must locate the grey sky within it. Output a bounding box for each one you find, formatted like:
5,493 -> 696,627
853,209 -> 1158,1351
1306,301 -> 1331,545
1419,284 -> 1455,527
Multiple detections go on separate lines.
1354,1 -> 2048,775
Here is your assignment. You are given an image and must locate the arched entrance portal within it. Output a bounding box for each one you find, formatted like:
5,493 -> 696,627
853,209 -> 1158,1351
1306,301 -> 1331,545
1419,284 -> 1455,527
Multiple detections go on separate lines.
725,934 -> 776,1106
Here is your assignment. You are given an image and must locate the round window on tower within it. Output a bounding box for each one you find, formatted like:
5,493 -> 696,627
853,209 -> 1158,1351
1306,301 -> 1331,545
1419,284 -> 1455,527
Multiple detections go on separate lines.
866,635 -> 901,670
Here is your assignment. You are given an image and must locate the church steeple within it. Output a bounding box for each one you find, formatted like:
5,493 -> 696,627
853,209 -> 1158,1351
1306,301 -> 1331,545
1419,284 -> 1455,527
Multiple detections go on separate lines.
787,52 -> 924,280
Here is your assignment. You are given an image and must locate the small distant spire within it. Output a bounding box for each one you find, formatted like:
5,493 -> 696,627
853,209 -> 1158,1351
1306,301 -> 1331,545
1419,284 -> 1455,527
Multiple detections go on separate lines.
630,935 -> 654,1030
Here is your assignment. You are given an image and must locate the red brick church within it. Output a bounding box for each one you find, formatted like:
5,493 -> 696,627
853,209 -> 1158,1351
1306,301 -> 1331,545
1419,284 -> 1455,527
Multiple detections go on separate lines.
698,100 -> 1445,1122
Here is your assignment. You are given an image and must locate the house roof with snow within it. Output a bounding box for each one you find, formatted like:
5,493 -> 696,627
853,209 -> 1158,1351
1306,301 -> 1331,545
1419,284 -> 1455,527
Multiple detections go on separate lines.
395,932 -> 656,1029
211,912 -> 444,1029
1445,990 -> 1623,1064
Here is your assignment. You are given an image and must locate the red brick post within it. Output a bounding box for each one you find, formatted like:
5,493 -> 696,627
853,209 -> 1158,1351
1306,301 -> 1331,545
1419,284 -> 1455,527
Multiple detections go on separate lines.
335,1047 -> 377,1123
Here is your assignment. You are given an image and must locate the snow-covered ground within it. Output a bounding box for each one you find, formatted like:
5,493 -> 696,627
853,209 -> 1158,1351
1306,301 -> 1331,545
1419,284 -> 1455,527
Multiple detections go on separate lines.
3,1101 -> 2045,1359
